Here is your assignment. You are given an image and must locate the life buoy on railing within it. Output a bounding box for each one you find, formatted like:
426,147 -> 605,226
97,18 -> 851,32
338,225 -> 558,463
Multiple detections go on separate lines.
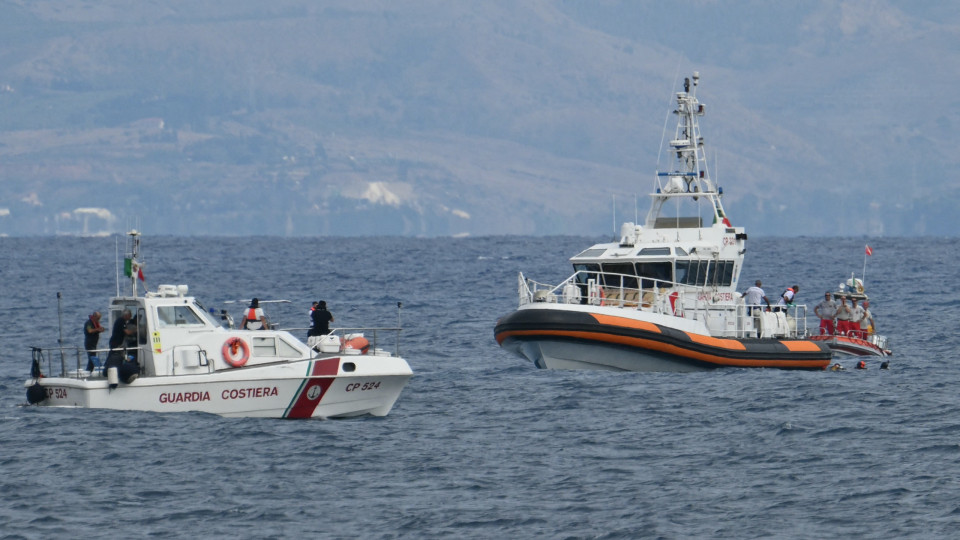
222,337 -> 250,367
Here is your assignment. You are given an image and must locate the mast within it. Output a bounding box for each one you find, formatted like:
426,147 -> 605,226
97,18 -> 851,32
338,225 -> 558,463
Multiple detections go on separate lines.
123,229 -> 142,297
647,72 -> 727,229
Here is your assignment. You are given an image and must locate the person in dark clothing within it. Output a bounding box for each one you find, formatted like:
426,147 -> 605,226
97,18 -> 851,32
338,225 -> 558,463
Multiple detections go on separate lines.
109,309 -> 132,349
309,301 -> 334,337
124,316 -> 139,362
83,311 -> 106,371
104,309 -> 134,377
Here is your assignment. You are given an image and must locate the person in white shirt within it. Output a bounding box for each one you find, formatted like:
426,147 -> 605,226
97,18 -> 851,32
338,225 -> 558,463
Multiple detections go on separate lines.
835,295 -> 853,336
850,298 -> 865,338
813,292 -> 837,335
742,280 -> 770,315
775,285 -> 799,312
860,300 -> 875,337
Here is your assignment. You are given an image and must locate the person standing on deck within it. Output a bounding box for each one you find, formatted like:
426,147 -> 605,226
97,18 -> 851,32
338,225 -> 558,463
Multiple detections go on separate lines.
109,309 -> 132,349
241,298 -> 269,330
83,311 -> 106,371
814,292 -> 837,336
860,300 -> 876,337
743,280 -> 770,315
310,301 -> 334,336
775,285 -> 799,312
850,298 -> 866,339
835,295 -> 853,336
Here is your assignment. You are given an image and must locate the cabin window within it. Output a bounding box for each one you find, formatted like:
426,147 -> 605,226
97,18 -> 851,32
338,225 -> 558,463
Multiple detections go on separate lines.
714,261 -> 734,286
574,248 -> 606,259
636,262 -> 673,289
572,263 -> 601,285
253,336 -> 278,357
676,260 -> 706,286
132,308 -> 144,345
253,337 -> 299,358
676,260 -> 735,287
637,247 -> 671,256
156,306 -> 205,328
194,301 -> 221,326
600,263 -> 638,289
277,338 -> 301,358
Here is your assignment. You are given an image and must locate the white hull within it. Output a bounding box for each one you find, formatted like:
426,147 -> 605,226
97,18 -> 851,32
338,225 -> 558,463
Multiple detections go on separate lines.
502,337 -> 711,372
26,356 -> 412,419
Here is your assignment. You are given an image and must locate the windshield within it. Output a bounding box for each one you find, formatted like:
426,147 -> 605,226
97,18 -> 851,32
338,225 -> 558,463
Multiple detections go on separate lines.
194,301 -> 222,327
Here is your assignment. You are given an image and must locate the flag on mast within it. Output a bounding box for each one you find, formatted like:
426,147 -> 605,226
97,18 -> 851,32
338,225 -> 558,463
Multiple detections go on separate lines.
124,258 -> 145,282
865,245 -> 873,256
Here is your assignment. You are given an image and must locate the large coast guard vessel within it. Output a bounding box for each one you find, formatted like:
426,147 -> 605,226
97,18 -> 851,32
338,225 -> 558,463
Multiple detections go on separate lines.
495,73 -> 831,371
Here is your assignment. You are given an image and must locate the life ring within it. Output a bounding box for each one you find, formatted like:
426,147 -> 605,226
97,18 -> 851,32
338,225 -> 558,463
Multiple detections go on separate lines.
222,337 -> 250,367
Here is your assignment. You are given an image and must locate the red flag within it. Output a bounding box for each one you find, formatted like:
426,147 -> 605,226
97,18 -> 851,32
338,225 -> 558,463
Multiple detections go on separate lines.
865,245 -> 873,256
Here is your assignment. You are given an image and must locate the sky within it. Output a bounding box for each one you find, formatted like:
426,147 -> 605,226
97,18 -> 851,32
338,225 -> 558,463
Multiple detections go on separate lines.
0,0 -> 956,237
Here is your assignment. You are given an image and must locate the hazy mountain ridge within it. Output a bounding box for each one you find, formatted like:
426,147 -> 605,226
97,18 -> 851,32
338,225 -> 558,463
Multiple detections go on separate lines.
0,0 -> 956,236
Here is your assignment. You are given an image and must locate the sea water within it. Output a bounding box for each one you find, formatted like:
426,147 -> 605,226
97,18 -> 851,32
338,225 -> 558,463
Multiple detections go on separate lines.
0,235 -> 957,539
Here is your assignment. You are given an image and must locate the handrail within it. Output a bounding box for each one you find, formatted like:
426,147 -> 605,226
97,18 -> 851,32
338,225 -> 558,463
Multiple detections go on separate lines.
283,326 -> 404,357
517,269 -> 812,339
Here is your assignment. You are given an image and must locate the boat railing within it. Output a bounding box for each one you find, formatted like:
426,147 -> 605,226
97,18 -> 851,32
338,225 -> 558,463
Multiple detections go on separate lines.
29,345 -> 143,379
519,270 -> 812,339
519,270 -> 696,312
808,325 -> 889,349
282,326 -> 404,357
730,303 -> 811,339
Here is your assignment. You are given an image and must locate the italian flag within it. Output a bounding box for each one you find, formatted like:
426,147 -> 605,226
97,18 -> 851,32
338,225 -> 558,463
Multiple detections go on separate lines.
124,258 -> 145,281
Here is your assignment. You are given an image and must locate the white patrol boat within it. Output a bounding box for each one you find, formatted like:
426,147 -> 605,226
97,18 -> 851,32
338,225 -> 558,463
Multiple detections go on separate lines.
24,231 -> 413,418
495,72 -> 831,372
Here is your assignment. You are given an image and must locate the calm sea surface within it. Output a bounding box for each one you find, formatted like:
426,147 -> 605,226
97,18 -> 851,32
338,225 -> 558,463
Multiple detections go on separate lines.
0,235 -> 957,539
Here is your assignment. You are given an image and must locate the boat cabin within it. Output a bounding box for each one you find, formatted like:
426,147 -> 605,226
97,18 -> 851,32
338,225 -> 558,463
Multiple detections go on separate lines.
566,221 -> 745,307
105,284 -> 312,377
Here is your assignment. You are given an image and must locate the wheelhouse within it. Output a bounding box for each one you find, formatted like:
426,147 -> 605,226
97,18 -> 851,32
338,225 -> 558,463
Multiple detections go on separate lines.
570,243 -> 739,293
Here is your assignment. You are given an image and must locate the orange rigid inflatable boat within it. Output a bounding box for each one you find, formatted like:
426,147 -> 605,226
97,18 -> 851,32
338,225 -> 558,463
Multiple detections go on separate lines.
496,308 -> 830,372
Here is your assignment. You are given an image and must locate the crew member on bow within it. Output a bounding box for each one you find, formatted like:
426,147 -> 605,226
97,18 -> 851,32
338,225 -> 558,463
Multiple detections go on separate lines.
241,298 -> 269,330
835,295 -> 853,336
850,298 -> 866,339
860,300 -> 876,338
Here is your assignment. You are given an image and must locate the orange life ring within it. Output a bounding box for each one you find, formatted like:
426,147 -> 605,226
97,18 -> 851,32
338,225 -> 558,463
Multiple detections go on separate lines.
222,337 -> 250,367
